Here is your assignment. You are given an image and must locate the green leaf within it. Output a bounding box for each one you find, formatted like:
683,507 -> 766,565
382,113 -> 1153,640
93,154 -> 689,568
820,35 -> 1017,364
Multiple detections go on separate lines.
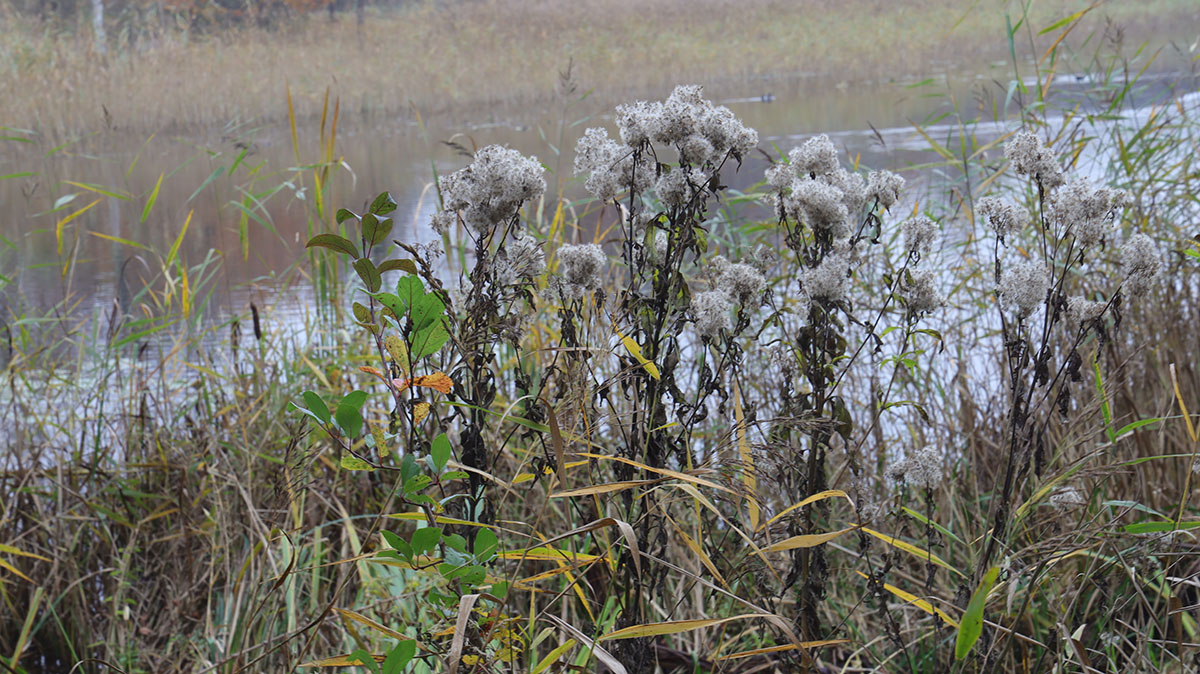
370,191 -> 398,216
362,213 -> 394,247
410,294 -> 445,332
378,258 -> 419,275
335,391 -> 369,438
444,533 -> 468,553
307,233 -> 359,258
336,208 -> 358,224
140,173 -> 163,224
302,391 -> 330,424
431,434 -> 451,472
382,640 -> 416,674
1123,520 -> 1200,535
474,528 -> 498,563
403,474 -> 432,495
354,258 -> 382,293
352,302 -> 372,324
956,566 -> 999,660
410,526 -> 442,556
341,454 -> 376,471
395,275 -> 426,310
411,322 -> 450,360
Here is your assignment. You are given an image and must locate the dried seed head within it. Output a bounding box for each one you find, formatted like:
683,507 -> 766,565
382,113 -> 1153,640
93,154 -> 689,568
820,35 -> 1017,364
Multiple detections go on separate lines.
439,145 -> 545,234
556,243 -> 607,298
867,170 -> 905,210
977,196 -> 1029,239
997,260 -> 1049,319
901,216 -> 938,256
1120,233 -> 1162,297
691,290 -> 733,337
1004,130 -> 1064,189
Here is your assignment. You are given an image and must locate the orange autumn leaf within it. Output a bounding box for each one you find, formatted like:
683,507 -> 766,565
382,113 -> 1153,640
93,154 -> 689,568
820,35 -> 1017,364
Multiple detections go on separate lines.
392,372 -> 455,395
360,366 -> 387,382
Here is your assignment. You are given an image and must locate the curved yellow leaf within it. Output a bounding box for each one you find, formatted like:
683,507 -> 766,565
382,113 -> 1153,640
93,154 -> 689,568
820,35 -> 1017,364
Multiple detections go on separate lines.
861,527 -> 965,577
550,479 -> 659,498
759,490 -> 853,531
531,639 -> 577,674
615,326 -> 660,379
760,526 -> 859,553
855,570 -> 958,628
576,453 -> 731,493
600,613 -> 771,641
717,639 -> 850,660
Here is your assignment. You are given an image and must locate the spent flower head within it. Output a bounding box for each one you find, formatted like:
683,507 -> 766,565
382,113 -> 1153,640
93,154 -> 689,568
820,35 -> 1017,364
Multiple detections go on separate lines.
978,196 -> 1029,239
788,134 -> 839,176
556,243 -> 606,298
691,290 -> 733,337
1005,130 -> 1064,189
901,268 -> 944,315
440,145 -> 545,234
1051,177 -> 1127,248
998,260 -> 1049,319
889,446 -> 943,490
867,170 -> 905,210
803,251 -> 851,303
901,216 -> 938,256
1066,296 -> 1107,328
1120,233 -> 1162,297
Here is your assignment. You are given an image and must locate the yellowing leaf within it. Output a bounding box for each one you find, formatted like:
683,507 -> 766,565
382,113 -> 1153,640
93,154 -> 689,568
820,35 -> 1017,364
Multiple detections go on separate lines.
615,326 -> 660,379
855,570 -> 958,628
600,613 -> 769,640
384,335 -> 411,377
717,640 -> 850,660
550,479 -> 660,498
575,453 -> 732,493
531,639 -> 576,674
733,381 -> 759,531
335,608 -> 425,646
495,547 -> 608,564
760,490 -> 853,531
861,527 -> 964,577
413,401 -> 431,424
393,371 -> 455,395
760,526 -> 859,553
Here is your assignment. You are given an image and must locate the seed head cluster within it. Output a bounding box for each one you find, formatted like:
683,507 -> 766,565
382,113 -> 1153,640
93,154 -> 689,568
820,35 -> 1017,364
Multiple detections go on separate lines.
901,268 -> 945,314
1119,233 -> 1162,297
438,145 -> 545,234
901,216 -> 938,256
556,243 -> 607,298
889,446 -> 943,490
1050,177 -> 1128,248
496,234 -> 546,286
1004,130 -> 1064,189
1066,296 -> 1107,327
770,135 -> 883,239
691,289 -> 734,337
977,196 -> 1028,239
998,260 -> 1049,319
802,251 -> 851,303
867,170 -> 905,210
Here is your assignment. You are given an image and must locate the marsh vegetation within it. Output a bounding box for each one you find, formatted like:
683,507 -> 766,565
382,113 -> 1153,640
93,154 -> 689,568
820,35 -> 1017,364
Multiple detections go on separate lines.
1,2 -> 1199,673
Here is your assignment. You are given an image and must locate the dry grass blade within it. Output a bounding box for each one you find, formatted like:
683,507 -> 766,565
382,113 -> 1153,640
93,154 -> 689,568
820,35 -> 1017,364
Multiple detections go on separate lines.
760,526 -> 860,554
542,614 -> 628,674
575,452 -> 732,493
716,639 -> 850,661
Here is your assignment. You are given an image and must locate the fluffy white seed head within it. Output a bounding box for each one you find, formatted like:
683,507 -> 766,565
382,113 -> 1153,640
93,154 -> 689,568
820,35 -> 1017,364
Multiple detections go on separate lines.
1066,296 -> 1107,327
439,145 -> 545,234
803,251 -> 851,303
1051,177 -> 1127,248
867,170 -> 905,210
788,134 -> 839,176
1004,130 -> 1064,189
496,234 -> 546,286
998,260 -> 1049,319
556,243 -> 606,298
1120,233 -> 1162,297
901,268 -> 944,314
691,290 -> 733,337
889,446 -> 943,490
902,216 -> 938,256
786,177 -> 850,238
977,196 -> 1029,239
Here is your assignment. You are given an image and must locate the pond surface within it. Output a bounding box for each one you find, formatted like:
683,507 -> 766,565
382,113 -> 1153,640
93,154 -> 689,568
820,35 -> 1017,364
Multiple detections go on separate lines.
1,64 -> 1194,346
